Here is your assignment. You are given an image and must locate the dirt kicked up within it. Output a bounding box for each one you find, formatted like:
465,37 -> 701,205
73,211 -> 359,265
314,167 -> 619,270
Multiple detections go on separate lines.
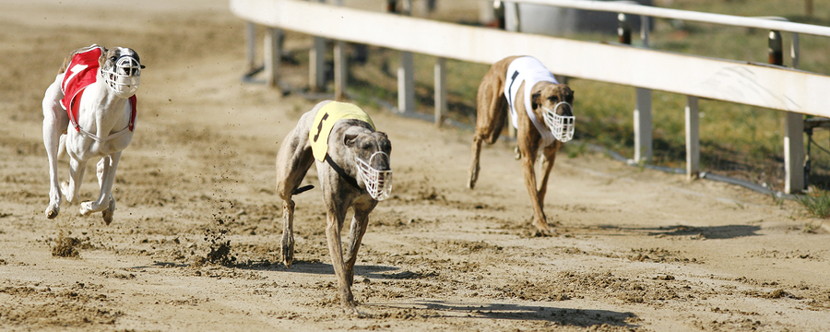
0,0 -> 828,331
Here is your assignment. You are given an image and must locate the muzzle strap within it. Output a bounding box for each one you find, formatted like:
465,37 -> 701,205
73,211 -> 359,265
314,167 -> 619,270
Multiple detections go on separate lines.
324,154 -> 361,191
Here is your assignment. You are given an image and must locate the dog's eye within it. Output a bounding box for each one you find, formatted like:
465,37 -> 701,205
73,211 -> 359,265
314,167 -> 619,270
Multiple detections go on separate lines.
110,56 -> 117,61
549,96 -> 559,102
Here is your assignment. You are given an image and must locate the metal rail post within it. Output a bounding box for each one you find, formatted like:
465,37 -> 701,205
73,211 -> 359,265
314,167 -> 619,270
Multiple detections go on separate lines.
333,0 -> 346,100
685,96 -> 700,180
769,30 -> 805,193
308,1 -> 327,92
395,2 -> 415,114
264,27 -> 282,87
246,22 -> 257,72
434,57 -> 446,127
619,13 -> 652,163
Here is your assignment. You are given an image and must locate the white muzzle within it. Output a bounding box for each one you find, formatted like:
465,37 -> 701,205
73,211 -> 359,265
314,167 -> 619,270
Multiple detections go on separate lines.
543,101 -> 575,142
102,56 -> 142,96
355,151 -> 393,201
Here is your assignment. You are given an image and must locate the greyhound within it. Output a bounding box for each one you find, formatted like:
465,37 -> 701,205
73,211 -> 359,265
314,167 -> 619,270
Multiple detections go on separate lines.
468,55 -> 575,234
42,44 -> 144,224
275,100 -> 392,312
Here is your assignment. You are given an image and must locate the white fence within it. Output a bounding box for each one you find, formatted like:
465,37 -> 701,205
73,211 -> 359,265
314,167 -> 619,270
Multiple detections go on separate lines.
229,0 -> 830,194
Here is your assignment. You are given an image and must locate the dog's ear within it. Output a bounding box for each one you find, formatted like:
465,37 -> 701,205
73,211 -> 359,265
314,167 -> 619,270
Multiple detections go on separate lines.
98,47 -> 110,69
531,91 -> 542,110
344,132 -> 359,147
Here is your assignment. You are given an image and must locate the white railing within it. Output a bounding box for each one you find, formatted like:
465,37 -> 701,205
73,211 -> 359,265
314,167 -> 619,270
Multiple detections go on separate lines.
229,0 -> 830,194
512,0 -> 830,37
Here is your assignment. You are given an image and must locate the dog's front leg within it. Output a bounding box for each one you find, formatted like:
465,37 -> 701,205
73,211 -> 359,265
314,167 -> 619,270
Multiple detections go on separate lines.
344,206 -> 373,287
63,157 -> 87,205
537,146 -> 559,210
81,153 -> 118,218
519,142 -> 549,233
324,206 -> 357,312
42,76 -> 68,219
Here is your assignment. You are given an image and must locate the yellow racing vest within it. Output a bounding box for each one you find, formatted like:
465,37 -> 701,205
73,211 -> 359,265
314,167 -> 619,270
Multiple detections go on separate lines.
309,101 -> 375,161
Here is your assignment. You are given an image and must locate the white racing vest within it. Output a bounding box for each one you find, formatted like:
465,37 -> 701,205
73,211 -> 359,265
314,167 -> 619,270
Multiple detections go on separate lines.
504,56 -> 558,147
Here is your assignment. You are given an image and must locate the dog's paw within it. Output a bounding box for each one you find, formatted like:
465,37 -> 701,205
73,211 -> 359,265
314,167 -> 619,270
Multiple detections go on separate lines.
44,205 -> 59,219
79,201 -> 95,216
102,200 -> 115,225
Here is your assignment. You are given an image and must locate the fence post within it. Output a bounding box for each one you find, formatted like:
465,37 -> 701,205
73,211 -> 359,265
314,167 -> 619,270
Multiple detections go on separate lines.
685,96 -> 700,180
264,28 -> 282,88
308,0 -> 327,92
246,22 -> 257,72
769,30 -> 805,193
333,0 -> 346,100
619,13 -> 652,163
791,32 -> 800,69
434,57 -> 446,127
394,3 -> 415,114
309,37 -> 326,92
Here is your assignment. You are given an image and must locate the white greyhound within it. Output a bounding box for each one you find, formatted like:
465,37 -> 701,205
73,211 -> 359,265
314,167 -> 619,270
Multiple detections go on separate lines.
42,44 -> 144,224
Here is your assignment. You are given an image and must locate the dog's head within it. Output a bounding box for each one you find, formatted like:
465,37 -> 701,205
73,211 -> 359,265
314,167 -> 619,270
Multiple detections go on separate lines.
531,83 -> 574,116
345,128 -> 393,200
100,47 -> 145,97
532,83 -> 575,142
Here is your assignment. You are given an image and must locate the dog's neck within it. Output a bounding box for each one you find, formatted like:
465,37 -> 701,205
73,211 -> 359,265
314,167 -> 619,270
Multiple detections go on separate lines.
76,77 -> 132,140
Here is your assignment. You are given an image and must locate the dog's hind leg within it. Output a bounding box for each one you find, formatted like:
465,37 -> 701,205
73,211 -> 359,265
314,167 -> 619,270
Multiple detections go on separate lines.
275,121 -> 315,268
468,136 -> 484,189
469,79 -> 507,189
281,199 -> 295,267
344,203 -> 374,287
42,75 -> 68,219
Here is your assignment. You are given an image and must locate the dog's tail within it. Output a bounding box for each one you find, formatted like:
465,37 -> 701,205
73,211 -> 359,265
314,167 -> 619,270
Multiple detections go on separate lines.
292,185 -> 315,195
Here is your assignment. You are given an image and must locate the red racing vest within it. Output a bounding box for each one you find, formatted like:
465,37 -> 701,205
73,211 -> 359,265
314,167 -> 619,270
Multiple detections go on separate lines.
60,45 -> 136,133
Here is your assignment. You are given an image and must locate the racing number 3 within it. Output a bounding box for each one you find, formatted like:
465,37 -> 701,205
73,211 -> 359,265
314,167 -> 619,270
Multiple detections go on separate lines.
312,112 -> 330,143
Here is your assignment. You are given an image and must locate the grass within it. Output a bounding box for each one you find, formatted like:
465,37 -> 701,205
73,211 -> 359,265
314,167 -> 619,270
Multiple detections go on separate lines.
797,190 -> 830,218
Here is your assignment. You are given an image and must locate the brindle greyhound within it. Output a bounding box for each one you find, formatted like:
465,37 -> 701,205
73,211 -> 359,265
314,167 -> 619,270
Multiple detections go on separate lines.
42,45 -> 144,224
275,100 -> 392,313
468,55 -> 575,234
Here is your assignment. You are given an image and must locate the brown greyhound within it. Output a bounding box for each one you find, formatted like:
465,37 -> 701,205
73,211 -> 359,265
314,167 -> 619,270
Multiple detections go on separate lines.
468,55 -> 575,234
275,100 -> 392,313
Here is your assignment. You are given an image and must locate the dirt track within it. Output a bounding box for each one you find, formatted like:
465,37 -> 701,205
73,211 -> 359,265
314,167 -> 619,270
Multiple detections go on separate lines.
1,1 -> 829,331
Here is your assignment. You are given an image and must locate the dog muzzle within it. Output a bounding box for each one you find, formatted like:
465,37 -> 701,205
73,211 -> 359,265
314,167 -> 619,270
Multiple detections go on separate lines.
102,55 -> 142,96
543,101 -> 575,142
355,151 -> 393,201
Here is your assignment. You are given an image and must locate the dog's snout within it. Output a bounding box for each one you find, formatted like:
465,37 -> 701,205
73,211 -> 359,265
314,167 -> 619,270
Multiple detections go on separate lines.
560,104 -> 573,117
371,154 -> 391,171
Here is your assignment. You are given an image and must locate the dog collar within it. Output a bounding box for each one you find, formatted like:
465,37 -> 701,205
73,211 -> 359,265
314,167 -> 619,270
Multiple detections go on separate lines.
324,154 -> 362,191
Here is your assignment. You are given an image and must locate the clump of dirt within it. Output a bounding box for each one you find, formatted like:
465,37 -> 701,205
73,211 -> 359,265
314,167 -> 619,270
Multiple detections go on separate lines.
198,226 -> 236,266
51,231 -> 87,258
193,207 -> 238,266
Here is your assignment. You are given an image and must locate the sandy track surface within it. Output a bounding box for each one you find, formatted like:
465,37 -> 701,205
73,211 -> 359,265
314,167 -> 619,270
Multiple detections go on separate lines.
1,1 -> 828,331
